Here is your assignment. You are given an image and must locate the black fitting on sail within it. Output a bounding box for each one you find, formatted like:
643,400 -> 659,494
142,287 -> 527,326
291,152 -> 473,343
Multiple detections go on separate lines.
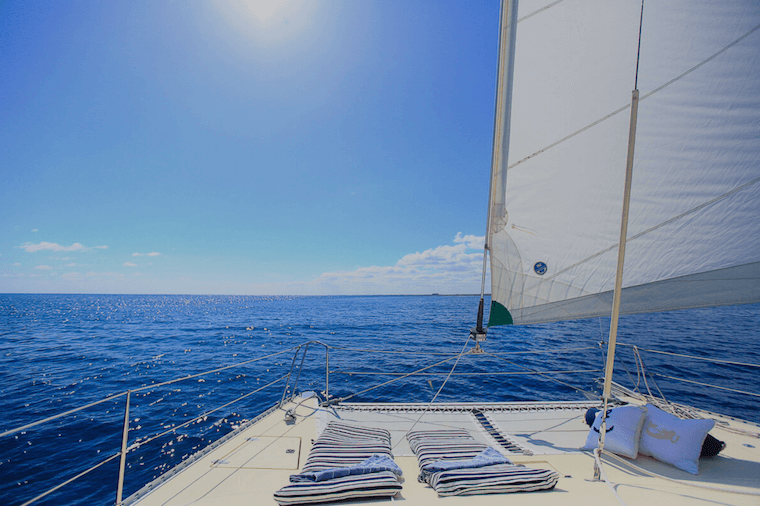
470,297 -> 487,352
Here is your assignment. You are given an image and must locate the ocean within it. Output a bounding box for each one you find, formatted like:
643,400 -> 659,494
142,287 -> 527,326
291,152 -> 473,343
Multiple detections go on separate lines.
1,294 -> 759,505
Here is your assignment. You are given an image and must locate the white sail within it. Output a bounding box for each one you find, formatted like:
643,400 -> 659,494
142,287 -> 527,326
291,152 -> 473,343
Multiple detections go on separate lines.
489,0 -> 760,326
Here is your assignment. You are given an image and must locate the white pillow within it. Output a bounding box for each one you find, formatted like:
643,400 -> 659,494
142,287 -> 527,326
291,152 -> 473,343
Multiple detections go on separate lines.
582,405 -> 647,459
639,404 -> 714,474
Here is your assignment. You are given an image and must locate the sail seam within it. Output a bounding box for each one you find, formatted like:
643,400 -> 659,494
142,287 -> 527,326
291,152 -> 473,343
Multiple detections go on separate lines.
534,175 -> 760,285
517,0 -> 565,24
511,261 -> 760,324
507,22 -> 760,172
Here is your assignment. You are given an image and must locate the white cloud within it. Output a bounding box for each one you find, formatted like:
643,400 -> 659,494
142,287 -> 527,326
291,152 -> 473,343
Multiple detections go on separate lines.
132,252 -> 160,257
453,232 -> 485,250
22,242 -> 85,252
35,265 -> 52,270
123,262 -> 138,267
32,229 -> 38,232
13,262 -> 21,266
20,242 -> 108,253
238,233 -> 489,295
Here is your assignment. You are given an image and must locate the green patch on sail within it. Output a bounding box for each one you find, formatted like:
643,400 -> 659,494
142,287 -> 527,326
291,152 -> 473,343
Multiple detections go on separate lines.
488,300 -> 513,327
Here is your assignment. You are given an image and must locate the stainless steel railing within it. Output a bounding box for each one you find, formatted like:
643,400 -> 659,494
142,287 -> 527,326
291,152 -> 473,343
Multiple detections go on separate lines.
4,339 -> 758,505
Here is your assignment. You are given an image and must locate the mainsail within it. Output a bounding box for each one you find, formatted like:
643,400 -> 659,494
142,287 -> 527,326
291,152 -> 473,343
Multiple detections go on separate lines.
487,0 -> 760,327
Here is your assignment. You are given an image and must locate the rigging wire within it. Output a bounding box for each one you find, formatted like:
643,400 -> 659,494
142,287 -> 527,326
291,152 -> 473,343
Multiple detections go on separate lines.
327,345 -> 599,356
130,374 -> 288,452
482,350 -> 599,398
21,452 -> 122,506
617,343 -> 760,368
334,355 -> 460,404
330,369 -> 600,377
650,374 -> 760,399
391,336 -> 474,452
0,347 -> 296,439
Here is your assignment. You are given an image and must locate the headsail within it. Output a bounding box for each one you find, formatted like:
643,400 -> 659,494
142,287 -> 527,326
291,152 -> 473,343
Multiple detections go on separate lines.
488,0 -> 760,326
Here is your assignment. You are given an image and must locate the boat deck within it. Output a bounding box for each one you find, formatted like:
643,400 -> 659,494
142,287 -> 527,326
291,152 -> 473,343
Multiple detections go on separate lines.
126,395 -> 760,506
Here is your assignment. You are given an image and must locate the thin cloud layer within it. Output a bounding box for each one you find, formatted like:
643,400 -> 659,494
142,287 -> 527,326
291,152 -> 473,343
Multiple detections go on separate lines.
20,242 -> 108,252
132,252 -> 160,257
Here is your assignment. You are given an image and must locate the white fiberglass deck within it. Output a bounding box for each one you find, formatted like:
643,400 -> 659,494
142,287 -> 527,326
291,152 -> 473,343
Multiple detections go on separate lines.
126,395 -> 760,506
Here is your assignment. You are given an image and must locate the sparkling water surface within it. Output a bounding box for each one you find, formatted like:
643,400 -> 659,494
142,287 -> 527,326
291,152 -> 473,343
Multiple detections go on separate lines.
1,294 -> 758,505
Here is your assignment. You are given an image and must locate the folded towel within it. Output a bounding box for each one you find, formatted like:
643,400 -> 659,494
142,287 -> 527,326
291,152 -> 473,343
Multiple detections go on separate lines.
419,447 -> 512,482
290,454 -> 403,483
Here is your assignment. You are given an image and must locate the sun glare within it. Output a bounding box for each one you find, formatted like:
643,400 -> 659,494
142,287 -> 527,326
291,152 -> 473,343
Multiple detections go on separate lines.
215,0 -> 317,45
244,0 -> 292,24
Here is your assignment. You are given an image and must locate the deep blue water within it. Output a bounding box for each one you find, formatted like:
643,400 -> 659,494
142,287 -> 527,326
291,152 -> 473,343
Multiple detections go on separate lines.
1,294 -> 758,505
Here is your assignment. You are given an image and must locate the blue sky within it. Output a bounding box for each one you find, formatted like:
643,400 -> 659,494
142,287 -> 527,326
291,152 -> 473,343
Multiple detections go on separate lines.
0,0 -> 500,295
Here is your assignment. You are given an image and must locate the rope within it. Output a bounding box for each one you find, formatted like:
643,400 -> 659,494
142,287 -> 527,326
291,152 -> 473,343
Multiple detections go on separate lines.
634,348 -> 672,408
633,346 -> 657,401
593,449 -> 629,506
612,343 -> 642,393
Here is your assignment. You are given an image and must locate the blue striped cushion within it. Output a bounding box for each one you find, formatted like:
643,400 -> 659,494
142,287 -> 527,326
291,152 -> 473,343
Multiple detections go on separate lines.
407,429 -> 559,496
428,464 -> 559,496
274,423 -> 401,505
301,423 -> 394,473
274,471 -> 402,505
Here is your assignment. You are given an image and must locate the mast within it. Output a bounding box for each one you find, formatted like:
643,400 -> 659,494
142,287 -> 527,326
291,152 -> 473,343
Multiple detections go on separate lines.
473,0 -> 519,348
597,0 -> 644,459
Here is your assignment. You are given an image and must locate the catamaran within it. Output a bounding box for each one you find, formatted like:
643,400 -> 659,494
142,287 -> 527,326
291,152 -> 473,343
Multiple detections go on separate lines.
4,0 -> 760,505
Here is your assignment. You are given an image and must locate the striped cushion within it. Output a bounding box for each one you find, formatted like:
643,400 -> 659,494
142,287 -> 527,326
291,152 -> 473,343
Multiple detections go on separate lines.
274,471 -> 402,505
274,422 -> 401,505
318,422 -> 392,444
407,429 -> 559,497
428,464 -> 559,496
407,429 -> 489,468
301,423 -> 394,473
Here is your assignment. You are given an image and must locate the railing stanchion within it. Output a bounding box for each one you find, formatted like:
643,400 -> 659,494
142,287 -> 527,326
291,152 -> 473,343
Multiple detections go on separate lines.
290,343 -> 309,399
116,390 -> 131,505
280,346 -> 302,407
325,347 -> 330,401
